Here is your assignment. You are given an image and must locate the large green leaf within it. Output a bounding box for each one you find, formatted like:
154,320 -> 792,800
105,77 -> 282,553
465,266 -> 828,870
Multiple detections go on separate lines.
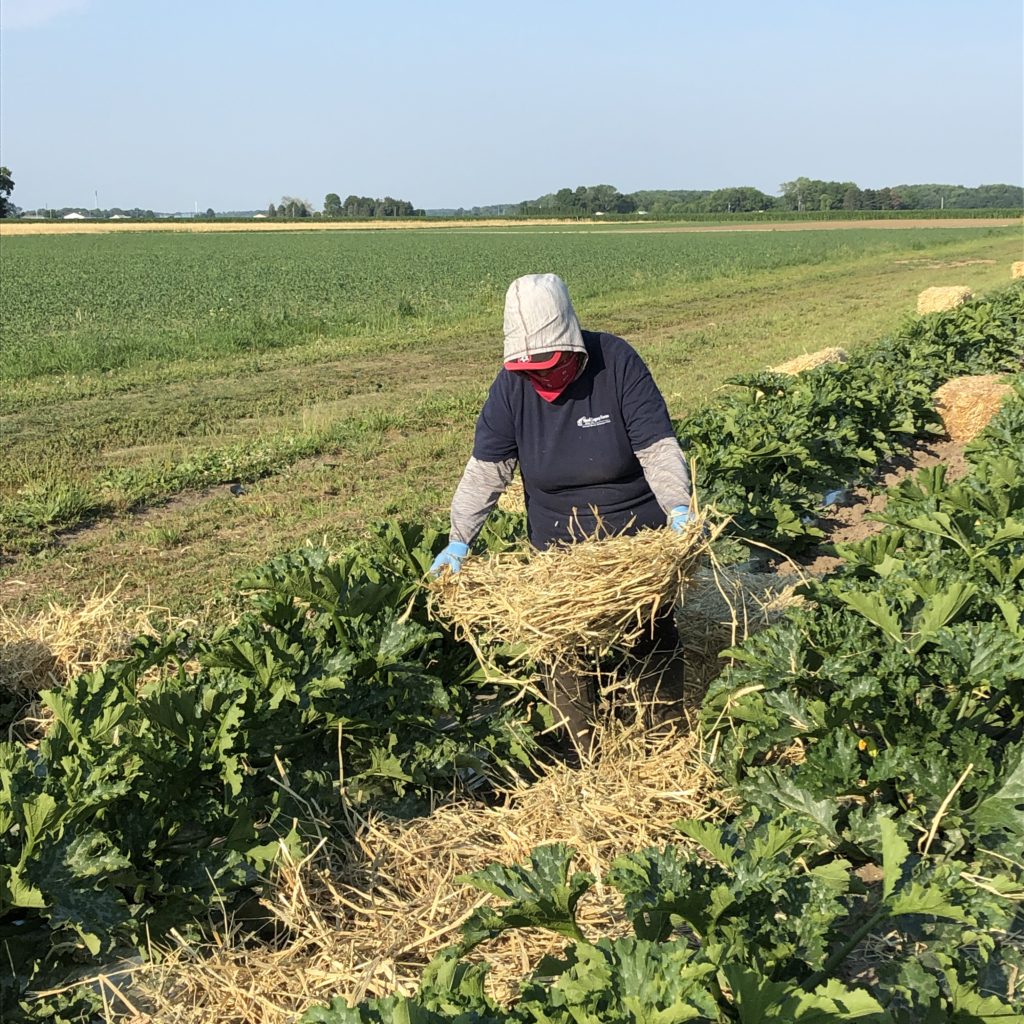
457,843 -> 594,945
971,748 -> 1024,841
836,592 -> 903,645
887,881 -> 969,922
878,818 -> 910,901
945,970 -> 1023,1023
908,583 -> 977,652
724,966 -> 889,1023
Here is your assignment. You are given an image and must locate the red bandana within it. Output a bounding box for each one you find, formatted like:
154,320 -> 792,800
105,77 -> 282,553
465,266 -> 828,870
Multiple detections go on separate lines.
521,353 -> 582,402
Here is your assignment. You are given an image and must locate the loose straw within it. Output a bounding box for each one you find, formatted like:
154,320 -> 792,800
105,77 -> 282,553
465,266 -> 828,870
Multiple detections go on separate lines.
429,513 -> 717,672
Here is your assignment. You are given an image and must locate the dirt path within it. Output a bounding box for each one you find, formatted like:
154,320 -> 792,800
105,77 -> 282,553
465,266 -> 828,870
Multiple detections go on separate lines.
778,434 -> 969,577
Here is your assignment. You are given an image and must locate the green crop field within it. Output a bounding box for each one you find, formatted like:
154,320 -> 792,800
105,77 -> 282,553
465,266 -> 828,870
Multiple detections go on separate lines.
4,225 -> 1016,380
1,221 -> 1021,613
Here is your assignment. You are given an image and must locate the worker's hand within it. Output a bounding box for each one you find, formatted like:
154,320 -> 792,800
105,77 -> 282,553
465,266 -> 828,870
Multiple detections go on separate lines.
669,505 -> 695,532
429,541 -> 470,576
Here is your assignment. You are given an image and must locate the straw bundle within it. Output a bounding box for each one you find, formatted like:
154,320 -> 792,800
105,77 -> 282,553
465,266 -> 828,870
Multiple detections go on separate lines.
916,286 -> 972,315
430,517 -> 714,670
1012,261 -> 1024,279
770,347 -> 848,375
933,374 -> 1014,443
122,720 -> 728,1024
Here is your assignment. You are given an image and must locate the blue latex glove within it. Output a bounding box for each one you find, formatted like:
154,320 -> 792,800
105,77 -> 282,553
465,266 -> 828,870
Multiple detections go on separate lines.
430,541 -> 469,576
669,505 -> 695,532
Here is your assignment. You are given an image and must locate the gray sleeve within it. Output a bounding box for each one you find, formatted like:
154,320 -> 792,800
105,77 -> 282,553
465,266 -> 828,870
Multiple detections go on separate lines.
634,436 -> 692,516
449,456 -> 518,545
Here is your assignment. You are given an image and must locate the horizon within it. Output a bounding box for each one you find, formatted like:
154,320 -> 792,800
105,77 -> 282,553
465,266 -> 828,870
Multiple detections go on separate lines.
12,178 -> 1024,218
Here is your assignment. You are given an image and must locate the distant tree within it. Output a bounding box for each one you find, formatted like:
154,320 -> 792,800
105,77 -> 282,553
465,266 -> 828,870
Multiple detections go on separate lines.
554,187 -> 575,213
278,196 -> 313,217
779,177 -> 811,211
706,186 -> 773,213
842,186 -> 862,210
323,192 -> 343,217
204,207 -> 215,218
268,203 -> 277,218
333,194 -> 417,217
0,166 -> 15,218
779,178 -> 857,213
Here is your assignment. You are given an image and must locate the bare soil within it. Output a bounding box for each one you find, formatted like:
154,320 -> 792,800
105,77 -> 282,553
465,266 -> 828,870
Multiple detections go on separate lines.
778,433 -> 969,577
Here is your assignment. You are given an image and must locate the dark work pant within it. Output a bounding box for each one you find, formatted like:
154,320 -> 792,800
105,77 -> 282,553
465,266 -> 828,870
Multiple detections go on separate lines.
546,666 -> 597,749
628,609 -> 685,707
544,608 -> 683,749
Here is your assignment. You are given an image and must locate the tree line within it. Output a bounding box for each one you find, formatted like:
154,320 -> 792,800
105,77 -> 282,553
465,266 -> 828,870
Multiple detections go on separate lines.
3,166 -> 1020,221
518,179 -> 1023,217
0,166 -> 15,217
262,194 -> 423,218
321,193 -> 422,218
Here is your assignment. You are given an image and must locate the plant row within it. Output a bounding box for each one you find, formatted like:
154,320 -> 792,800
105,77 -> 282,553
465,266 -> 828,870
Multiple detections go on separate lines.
680,286 -> 1023,549
1,517 -> 539,1022
300,289 -> 1024,1021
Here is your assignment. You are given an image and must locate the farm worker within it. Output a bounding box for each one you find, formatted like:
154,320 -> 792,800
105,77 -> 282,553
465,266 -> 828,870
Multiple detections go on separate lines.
430,273 -> 694,747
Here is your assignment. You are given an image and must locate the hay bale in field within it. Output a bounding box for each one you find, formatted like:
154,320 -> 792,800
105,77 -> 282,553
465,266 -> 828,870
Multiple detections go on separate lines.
133,719 -> 729,1023
770,347 -> 849,375
916,285 -> 972,315
933,374 -> 1015,443
1012,261 -> 1024,279
430,515 -> 715,671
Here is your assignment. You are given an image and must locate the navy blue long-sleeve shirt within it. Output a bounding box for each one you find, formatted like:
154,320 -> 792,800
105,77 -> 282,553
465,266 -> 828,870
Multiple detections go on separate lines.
471,331 -> 677,549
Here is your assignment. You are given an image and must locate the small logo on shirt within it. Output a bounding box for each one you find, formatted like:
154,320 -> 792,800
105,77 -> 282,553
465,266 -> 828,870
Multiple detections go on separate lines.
577,414 -> 611,429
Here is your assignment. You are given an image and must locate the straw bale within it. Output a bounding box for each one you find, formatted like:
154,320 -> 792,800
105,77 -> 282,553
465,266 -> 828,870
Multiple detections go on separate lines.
916,286 -> 972,315
770,347 -> 848,375
430,517 -> 715,672
677,564 -> 803,691
933,374 -> 1014,443
1012,261 -> 1024,279
117,720 -> 727,1024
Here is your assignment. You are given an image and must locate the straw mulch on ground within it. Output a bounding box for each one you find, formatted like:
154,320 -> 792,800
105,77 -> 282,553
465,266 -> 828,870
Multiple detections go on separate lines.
112,720 -> 727,1024
770,347 -> 849,375
430,517 -> 715,673
0,584 -> 210,747
933,374 -> 1015,443
0,585 -> 178,740
1012,261 -> 1024,279
916,285 -> 973,315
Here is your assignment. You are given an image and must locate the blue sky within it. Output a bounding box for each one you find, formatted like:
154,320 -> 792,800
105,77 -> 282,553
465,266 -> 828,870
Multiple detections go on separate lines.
1,0 -> 1022,212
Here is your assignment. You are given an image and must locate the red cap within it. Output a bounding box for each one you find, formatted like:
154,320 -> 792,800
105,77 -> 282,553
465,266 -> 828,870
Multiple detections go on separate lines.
504,350 -> 564,372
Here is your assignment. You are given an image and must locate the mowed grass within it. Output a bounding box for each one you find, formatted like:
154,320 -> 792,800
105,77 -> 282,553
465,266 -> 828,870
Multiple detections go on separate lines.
1,222 -> 1020,615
